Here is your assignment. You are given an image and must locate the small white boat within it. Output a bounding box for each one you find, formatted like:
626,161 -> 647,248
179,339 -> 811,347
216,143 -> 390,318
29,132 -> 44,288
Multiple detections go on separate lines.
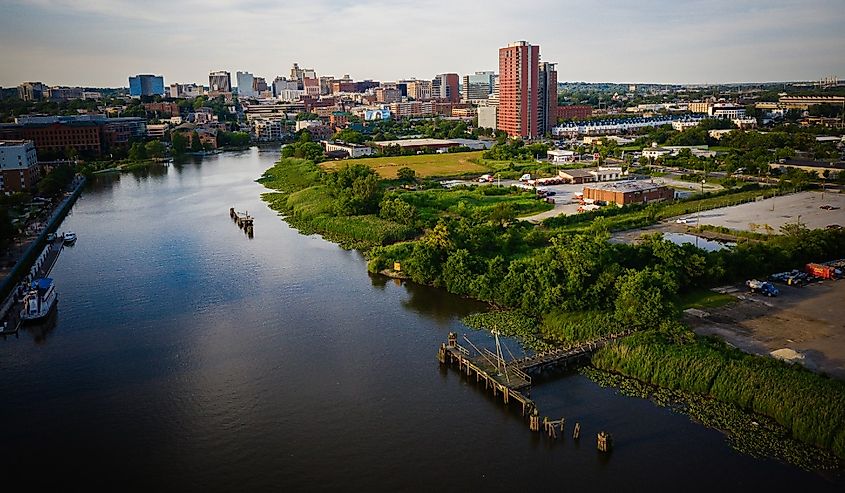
21,278 -> 57,322
63,232 -> 77,244
46,232 -> 57,242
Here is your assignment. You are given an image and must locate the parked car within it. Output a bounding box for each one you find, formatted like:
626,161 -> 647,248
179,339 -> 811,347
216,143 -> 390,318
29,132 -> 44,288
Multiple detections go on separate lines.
746,279 -> 779,297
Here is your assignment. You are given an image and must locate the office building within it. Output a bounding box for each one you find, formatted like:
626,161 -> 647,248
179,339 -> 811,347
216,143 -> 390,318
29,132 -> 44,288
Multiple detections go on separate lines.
708,103 -> 745,119
209,71 -> 232,94
462,71 -> 495,102
0,140 -> 40,193
18,82 -> 48,101
303,78 -> 321,97
237,71 -> 256,98
406,80 -> 432,100
290,63 -> 316,83
128,74 -> 165,97
498,41 -> 540,138
168,83 -> 205,99
375,87 -> 401,103
433,73 -> 460,103
47,86 -> 84,101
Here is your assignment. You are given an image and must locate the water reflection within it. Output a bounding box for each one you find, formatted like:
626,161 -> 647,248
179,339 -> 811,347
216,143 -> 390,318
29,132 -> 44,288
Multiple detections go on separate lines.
662,232 -> 735,252
398,278 -> 487,325
23,308 -> 58,344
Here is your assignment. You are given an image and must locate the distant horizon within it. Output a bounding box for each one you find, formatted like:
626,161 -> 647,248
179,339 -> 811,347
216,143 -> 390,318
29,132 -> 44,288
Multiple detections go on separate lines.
1,0 -> 843,88
6,77 -> 844,92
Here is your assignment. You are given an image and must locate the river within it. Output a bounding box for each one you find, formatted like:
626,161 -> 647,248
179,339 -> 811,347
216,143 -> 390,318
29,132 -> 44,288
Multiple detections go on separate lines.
0,148 -> 839,491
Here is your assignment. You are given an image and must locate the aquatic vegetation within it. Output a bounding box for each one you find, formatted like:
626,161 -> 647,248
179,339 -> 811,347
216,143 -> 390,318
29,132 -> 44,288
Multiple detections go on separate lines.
580,367 -> 842,471
591,331 -> 845,461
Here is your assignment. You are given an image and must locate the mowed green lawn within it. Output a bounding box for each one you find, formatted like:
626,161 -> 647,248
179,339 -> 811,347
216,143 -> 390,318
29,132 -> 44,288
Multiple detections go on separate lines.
321,151 -> 489,178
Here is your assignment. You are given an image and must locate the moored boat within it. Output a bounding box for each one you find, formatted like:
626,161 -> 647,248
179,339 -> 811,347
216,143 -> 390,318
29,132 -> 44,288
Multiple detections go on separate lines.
21,278 -> 57,322
63,232 -> 77,244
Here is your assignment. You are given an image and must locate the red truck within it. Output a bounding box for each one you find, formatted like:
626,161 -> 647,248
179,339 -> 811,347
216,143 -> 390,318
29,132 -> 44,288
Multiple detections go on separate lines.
806,263 -> 836,279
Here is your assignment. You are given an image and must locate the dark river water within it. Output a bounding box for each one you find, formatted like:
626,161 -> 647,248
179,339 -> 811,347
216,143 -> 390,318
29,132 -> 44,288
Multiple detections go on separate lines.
0,148 -> 840,492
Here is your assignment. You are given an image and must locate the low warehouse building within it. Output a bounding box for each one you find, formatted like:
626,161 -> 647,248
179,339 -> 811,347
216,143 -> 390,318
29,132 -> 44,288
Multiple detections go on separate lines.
583,180 -> 673,205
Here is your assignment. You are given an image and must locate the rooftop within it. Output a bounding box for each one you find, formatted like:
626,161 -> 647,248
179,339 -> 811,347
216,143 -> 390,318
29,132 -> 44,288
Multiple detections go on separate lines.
584,180 -> 668,193
778,159 -> 845,170
372,138 -> 457,148
560,169 -> 594,178
0,140 -> 32,147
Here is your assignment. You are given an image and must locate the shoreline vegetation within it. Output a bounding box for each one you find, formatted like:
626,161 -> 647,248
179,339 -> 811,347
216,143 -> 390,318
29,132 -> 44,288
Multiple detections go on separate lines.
259,154 -> 845,468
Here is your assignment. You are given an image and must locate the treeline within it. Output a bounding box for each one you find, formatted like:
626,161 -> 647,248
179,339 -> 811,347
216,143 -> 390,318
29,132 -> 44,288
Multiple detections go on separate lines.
592,330 -> 845,459
482,140 -> 549,161
370,214 -> 845,326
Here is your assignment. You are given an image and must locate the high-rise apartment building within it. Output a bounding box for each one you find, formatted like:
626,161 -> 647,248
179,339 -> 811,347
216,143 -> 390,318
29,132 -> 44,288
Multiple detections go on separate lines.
128,74 -> 165,97
498,41 -> 556,138
538,62 -> 558,136
461,71 -> 495,102
209,71 -> 232,94
236,71 -> 256,98
498,41 -> 539,138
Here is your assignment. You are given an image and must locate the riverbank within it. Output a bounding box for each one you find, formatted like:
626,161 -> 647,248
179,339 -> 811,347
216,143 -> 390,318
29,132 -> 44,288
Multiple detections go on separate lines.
258,156 -> 845,465
0,175 -> 85,302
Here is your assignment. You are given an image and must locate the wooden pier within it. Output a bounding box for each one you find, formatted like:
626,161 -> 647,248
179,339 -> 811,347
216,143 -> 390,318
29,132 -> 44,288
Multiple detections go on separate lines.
230,207 -> 254,237
437,329 -> 634,431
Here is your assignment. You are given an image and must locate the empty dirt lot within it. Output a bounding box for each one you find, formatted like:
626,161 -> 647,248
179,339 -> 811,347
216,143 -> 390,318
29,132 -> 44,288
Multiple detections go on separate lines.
675,190 -> 845,232
686,280 -> 845,379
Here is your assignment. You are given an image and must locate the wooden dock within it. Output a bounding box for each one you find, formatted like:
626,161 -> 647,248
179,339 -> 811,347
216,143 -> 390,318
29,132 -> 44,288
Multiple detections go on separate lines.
437,330 -> 635,424
439,332 -> 538,417
230,207 -> 254,237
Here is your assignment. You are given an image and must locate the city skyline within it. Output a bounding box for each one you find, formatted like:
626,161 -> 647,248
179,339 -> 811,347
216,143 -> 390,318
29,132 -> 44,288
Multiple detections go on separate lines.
1,0 -> 844,88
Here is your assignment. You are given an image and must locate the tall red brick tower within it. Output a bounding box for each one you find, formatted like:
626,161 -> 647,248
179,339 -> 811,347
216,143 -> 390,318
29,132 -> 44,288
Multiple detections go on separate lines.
498,41 -> 540,138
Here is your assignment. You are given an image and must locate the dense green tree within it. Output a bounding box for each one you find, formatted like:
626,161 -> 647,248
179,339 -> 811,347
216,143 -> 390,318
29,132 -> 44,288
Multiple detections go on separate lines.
614,268 -> 677,329
396,167 -> 416,183
171,132 -> 188,155
190,131 -> 202,152
333,129 -> 365,144
128,142 -> 147,161
144,140 -> 165,159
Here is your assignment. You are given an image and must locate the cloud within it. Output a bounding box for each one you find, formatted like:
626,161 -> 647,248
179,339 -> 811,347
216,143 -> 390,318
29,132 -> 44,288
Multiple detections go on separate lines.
1,0 -> 843,87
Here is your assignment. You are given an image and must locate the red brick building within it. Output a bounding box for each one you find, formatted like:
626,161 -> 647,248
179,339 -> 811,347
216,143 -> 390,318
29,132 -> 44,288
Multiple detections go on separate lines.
557,105 -> 593,121
583,180 -> 673,205
0,122 -> 101,156
498,41 -> 539,139
144,102 -> 180,117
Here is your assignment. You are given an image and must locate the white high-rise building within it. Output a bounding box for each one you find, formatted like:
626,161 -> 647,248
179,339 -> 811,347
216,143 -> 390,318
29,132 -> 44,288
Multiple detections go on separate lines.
237,71 -> 256,98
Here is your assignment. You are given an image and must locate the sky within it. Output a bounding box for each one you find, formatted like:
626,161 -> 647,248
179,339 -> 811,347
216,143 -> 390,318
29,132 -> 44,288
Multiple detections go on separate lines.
1,0 -> 844,88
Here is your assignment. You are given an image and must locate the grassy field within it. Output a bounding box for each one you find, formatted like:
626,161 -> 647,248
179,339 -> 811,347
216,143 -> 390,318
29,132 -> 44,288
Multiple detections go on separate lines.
679,289 -> 737,310
321,151 -> 489,178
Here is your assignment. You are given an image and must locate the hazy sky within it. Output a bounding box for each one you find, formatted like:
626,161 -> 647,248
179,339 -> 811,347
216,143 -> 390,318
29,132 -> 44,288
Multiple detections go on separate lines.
1,0 -> 844,88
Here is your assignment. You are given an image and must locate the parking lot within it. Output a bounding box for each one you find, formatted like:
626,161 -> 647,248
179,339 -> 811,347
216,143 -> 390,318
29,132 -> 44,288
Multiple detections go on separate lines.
675,190 -> 845,232
687,279 -> 845,379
